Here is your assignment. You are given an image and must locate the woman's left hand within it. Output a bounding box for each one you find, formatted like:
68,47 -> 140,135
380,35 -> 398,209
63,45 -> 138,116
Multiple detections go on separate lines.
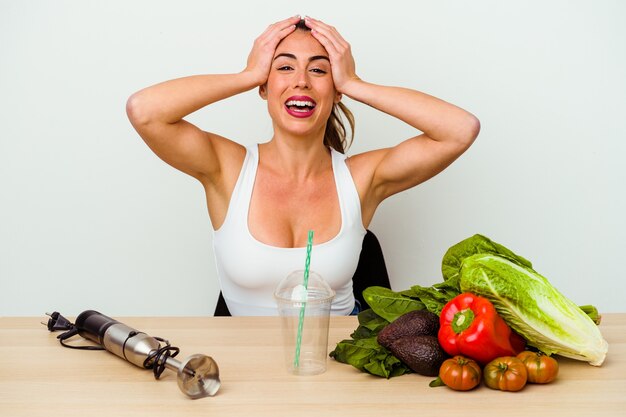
304,17 -> 360,94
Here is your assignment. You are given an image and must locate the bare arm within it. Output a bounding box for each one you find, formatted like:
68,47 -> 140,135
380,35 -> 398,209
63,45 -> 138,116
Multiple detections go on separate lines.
126,15 -> 302,185
305,17 -> 480,212
341,81 -> 480,200
126,72 -> 256,182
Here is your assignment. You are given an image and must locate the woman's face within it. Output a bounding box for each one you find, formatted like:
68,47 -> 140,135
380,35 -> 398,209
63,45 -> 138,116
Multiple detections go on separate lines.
260,30 -> 341,139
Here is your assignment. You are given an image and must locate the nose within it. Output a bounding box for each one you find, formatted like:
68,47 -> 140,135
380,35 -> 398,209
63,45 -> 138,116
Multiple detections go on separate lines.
294,69 -> 310,89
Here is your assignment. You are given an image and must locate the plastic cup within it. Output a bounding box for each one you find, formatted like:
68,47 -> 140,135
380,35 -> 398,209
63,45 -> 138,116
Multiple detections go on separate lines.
274,270 -> 335,375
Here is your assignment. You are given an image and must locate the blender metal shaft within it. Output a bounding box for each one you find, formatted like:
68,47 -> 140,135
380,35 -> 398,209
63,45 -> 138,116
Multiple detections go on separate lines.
72,310 -> 221,399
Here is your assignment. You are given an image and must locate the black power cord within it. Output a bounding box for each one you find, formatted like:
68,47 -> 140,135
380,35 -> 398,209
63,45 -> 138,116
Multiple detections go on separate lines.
44,311 -> 181,379
44,311 -> 73,332
143,337 -> 180,379
43,311 -> 104,350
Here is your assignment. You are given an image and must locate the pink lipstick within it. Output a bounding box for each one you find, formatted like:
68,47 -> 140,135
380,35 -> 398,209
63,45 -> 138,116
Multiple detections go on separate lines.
284,95 -> 317,118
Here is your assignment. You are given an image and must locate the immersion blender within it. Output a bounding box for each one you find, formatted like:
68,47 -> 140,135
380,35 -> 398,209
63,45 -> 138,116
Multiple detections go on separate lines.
44,310 -> 220,399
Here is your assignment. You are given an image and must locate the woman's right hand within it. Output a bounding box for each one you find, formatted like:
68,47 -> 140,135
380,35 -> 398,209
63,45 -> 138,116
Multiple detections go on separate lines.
243,15 -> 301,86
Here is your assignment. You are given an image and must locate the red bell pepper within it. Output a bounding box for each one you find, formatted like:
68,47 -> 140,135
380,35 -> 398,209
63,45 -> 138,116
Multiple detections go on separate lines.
438,293 -> 526,365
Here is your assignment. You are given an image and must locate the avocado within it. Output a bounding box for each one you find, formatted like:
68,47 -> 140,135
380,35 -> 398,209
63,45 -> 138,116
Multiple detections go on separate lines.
377,310 -> 440,349
388,335 -> 447,377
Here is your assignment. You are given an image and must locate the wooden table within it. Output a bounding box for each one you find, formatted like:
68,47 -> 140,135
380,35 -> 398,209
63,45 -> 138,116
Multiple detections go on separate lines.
1,314 -> 624,417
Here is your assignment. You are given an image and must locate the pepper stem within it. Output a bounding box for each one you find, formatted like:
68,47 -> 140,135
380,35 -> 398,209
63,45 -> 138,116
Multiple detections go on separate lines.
452,309 -> 475,334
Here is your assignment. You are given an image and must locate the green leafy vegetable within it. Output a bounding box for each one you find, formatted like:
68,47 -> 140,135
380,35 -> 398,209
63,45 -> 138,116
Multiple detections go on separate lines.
331,309 -> 411,378
442,234 -> 533,281
403,276 -> 462,315
459,253 -> 608,366
362,286 -> 425,322
329,336 -> 411,378
331,234 -> 607,378
350,308 -> 390,339
579,305 -> 602,325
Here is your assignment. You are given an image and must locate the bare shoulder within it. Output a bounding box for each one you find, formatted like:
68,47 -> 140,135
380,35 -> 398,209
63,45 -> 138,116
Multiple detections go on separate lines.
345,148 -> 391,188
209,134 -> 247,161
200,133 -> 247,188
197,134 -> 248,229
345,148 -> 393,225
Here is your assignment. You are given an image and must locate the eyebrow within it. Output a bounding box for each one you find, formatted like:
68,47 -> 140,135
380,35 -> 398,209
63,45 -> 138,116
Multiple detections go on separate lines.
273,53 -> 330,63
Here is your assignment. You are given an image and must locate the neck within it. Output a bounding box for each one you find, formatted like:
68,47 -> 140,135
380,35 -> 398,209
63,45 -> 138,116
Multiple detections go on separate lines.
261,132 -> 331,180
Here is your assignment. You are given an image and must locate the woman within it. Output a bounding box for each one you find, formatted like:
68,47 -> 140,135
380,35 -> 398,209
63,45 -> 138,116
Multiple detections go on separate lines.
126,16 -> 480,316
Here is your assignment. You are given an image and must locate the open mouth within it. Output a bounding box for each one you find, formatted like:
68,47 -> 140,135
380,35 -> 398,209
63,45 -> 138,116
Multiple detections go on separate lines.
284,96 -> 317,118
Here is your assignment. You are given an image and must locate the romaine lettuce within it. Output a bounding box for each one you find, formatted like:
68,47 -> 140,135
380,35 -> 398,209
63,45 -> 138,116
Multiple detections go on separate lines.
459,253 -> 608,366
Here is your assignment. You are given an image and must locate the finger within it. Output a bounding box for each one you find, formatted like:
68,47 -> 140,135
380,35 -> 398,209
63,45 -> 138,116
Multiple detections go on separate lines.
262,15 -> 301,38
304,16 -> 343,40
307,24 -> 348,60
255,17 -> 299,49
255,16 -> 298,43
309,28 -> 340,57
278,21 -> 298,37
270,23 -> 297,44
305,17 -> 349,51
304,19 -> 338,50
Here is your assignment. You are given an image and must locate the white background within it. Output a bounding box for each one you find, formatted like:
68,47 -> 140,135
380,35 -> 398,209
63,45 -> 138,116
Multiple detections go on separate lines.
1,0 -> 624,315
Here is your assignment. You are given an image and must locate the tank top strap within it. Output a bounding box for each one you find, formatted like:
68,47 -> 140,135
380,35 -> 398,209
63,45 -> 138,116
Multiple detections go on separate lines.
218,144 -> 258,232
330,148 -> 364,230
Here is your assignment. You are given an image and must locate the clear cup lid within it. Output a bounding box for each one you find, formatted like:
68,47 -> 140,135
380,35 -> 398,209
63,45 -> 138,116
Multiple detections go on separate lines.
274,270 -> 335,303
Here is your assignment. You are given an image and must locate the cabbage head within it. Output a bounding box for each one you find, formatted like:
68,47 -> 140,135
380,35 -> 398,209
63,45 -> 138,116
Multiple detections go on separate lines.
459,253 -> 608,366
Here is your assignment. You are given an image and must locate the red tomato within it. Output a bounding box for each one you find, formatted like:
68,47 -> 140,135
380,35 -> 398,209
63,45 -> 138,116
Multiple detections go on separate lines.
517,351 -> 559,384
439,356 -> 482,391
483,356 -> 528,392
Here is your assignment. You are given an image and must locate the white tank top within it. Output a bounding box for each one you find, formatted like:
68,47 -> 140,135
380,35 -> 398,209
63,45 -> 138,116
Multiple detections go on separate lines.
213,144 -> 366,316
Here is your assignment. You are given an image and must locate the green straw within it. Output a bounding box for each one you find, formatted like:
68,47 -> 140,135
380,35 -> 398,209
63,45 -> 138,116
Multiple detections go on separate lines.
294,230 -> 314,369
